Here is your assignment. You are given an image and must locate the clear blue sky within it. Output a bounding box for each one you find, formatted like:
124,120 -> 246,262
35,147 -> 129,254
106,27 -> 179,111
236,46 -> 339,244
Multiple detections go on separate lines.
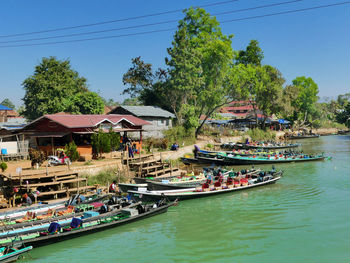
0,0 -> 349,107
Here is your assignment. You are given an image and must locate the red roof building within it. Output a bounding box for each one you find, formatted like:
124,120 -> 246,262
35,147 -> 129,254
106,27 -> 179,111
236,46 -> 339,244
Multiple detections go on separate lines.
21,114 -> 150,156
220,101 -> 256,118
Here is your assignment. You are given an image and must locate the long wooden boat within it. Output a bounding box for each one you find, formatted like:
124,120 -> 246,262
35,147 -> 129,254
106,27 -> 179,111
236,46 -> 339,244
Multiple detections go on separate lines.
147,168 -> 261,191
221,142 -> 300,150
129,172 -> 282,202
221,154 -> 326,165
0,198 -> 133,236
1,201 -> 174,248
0,245 -> 32,262
0,194 -> 111,227
288,134 -> 320,139
118,183 -> 148,193
0,193 -> 109,221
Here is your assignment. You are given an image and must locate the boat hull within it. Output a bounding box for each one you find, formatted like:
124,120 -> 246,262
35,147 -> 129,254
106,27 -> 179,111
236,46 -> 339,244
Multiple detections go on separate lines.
118,183 -> 148,193
147,180 -> 206,191
223,156 -> 325,165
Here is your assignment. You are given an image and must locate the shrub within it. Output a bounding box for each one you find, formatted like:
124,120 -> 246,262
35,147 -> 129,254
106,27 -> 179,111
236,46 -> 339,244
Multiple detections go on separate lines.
84,168 -> 128,186
247,128 -> 276,141
163,125 -> 195,147
28,148 -> 46,167
65,141 -> 80,161
0,162 -> 7,172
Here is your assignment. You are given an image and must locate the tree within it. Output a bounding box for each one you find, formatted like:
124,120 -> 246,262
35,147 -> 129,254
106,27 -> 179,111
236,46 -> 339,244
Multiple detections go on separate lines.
235,40 -> 264,66
122,57 -> 171,111
0,99 -> 15,110
67,92 -> 104,115
167,7 -> 243,137
22,57 -> 103,120
280,85 -> 300,119
122,97 -> 142,106
290,76 -> 319,127
102,98 -> 119,108
255,65 -> 284,128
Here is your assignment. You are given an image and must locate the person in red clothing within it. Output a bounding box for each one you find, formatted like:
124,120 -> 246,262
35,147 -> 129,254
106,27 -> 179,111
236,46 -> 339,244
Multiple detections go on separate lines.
109,180 -> 117,193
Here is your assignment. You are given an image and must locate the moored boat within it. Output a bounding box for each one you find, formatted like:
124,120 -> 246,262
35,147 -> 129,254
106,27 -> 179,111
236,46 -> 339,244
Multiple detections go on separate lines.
0,197 -> 134,238
221,141 -> 300,150
1,200 -> 175,248
220,154 -> 326,165
0,245 -> 32,262
129,171 -> 282,202
118,183 -> 148,193
289,134 -> 320,139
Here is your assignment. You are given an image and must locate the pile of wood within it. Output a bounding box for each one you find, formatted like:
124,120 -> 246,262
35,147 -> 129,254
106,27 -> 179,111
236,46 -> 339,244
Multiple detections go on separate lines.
0,170 -> 100,207
126,154 -> 181,178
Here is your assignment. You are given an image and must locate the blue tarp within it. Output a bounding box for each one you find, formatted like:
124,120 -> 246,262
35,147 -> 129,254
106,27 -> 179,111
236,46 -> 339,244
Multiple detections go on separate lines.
0,105 -> 12,111
48,222 -> 61,233
70,217 -> 83,228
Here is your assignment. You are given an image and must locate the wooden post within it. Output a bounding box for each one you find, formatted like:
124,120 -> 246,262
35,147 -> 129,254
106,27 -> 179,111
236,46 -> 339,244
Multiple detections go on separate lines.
170,162 -> 172,176
51,137 -> 54,156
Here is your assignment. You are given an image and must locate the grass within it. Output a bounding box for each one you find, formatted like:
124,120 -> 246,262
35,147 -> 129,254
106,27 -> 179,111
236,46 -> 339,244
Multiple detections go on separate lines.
82,167 -> 128,186
246,128 -> 277,141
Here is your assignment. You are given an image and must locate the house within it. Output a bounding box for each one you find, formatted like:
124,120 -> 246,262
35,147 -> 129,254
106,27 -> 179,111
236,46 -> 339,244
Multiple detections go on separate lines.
20,114 -> 150,156
108,106 -> 175,138
220,101 -> 255,119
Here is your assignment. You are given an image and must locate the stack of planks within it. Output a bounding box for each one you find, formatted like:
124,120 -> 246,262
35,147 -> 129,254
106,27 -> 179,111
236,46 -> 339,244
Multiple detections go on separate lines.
0,170 -> 99,207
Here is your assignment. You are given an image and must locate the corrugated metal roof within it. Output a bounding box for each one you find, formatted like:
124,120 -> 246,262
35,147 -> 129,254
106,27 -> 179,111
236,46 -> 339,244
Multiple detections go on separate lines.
119,106 -> 175,118
0,104 -> 12,111
25,114 -> 151,129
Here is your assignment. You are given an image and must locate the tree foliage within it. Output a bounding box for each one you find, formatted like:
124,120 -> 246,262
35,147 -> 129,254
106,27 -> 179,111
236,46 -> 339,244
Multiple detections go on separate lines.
235,40 -> 264,66
22,57 -> 103,120
290,76 -> 319,126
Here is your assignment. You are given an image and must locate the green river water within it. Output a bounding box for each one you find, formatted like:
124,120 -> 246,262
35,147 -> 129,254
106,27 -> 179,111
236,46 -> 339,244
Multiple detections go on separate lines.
19,135 -> 350,263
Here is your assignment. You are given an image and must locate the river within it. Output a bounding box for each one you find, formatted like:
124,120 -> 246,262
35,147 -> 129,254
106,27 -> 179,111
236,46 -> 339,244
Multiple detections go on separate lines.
19,135 -> 350,263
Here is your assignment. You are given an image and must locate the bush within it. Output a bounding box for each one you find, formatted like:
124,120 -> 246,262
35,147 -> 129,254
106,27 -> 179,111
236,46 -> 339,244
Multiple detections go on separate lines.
84,168 -> 127,186
247,128 -> 276,141
0,162 -> 7,172
65,141 -> 80,161
28,148 -> 46,167
163,126 -> 195,147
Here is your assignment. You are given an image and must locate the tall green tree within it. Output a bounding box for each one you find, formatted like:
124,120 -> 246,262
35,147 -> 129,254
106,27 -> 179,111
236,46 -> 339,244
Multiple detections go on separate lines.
0,99 -> 15,110
167,7 -> 244,137
235,40 -> 264,66
67,92 -> 104,114
255,65 -> 284,128
290,76 -> 319,127
22,57 -> 103,120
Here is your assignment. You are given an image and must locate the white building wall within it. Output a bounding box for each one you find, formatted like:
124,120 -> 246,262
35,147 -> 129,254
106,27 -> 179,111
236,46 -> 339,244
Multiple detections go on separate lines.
141,117 -> 173,138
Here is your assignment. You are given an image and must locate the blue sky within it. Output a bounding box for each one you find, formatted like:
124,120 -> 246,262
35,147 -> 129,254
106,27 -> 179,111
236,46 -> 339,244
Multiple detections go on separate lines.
0,0 -> 349,107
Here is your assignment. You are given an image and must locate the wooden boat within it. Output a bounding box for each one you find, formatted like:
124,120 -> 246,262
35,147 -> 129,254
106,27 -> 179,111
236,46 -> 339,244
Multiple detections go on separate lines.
129,171 -> 282,202
147,168 -> 261,191
180,156 -> 201,165
0,193 -> 109,221
0,197 -> 132,237
0,245 -> 32,262
289,134 -> 320,139
1,201 -> 174,248
221,142 -> 300,150
118,183 -> 148,193
220,154 -> 326,165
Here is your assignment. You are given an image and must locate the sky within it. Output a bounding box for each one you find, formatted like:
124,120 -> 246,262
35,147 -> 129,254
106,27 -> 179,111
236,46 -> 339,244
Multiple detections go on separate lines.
0,0 -> 349,107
